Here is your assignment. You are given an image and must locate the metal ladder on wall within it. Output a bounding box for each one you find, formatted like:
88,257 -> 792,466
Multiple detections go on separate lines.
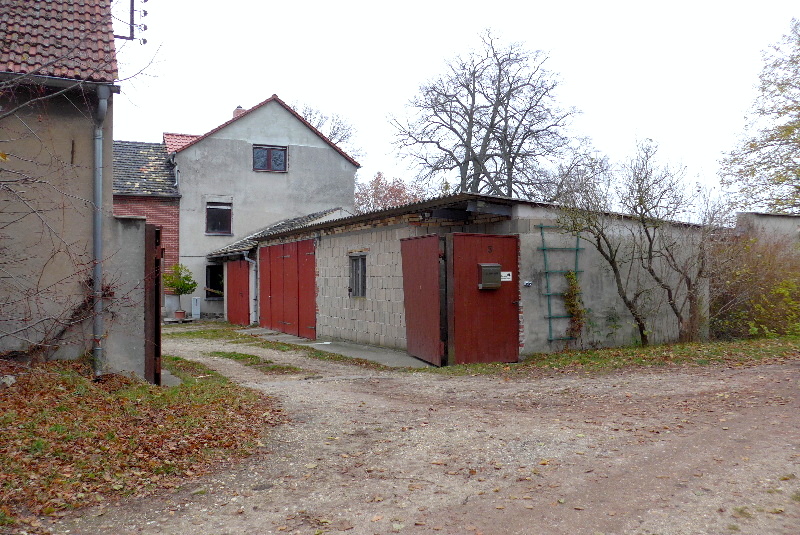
537,224 -> 584,342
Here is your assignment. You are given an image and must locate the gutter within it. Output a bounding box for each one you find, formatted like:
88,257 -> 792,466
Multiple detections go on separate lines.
92,84 -> 111,377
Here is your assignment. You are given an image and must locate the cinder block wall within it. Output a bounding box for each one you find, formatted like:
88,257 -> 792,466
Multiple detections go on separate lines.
315,225 -> 416,349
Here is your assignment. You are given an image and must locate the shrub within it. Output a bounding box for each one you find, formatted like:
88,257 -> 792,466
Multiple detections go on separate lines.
710,234 -> 800,339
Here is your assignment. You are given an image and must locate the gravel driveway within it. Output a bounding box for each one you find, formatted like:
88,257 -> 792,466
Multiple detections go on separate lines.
54,337 -> 800,535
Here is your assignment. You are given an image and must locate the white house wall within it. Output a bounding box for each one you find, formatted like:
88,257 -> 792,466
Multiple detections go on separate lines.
176,100 -> 357,317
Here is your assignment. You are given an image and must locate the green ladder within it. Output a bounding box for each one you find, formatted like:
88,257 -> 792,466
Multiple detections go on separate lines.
537,224 -> 583,342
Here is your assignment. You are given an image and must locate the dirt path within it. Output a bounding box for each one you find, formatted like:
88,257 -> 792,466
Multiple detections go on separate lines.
53,338 -> 800,535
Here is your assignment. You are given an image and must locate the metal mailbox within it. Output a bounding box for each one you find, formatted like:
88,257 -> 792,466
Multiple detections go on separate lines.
478,263 -> 502,290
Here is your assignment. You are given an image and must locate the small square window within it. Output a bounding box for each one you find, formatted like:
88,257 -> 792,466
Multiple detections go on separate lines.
349,254 -> 366,298
206,202 -> 232,234
253,145 -> 287,172
206,264 -> 224,299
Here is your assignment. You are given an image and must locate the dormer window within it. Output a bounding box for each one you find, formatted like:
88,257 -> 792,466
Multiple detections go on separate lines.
253,145 -> 287,172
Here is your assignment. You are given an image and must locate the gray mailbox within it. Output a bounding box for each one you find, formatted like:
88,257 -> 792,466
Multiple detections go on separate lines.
478,263 -> 502,290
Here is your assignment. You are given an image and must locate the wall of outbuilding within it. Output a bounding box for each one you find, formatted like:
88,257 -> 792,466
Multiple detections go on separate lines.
258,200 -> 706,358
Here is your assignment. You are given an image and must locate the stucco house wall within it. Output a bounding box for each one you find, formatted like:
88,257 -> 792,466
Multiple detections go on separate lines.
0,90 -> 148,374
176,98 -> 358,317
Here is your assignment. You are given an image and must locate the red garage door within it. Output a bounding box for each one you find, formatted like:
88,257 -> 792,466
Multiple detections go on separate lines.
227,258 -> 250,326
258,240 -> 316,340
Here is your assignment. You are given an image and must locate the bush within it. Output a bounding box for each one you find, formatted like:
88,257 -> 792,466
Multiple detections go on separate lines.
710,234 -> 800,339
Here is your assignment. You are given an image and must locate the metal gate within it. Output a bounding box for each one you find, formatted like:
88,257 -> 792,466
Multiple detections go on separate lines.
226,259 -> 250,326
401,235 -> 445,366
258,240 -> 316,339
144,224 -> 163,385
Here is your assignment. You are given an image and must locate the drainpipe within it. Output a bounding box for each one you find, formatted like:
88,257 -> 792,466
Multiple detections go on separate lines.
242,252 -> 257,325
92,85 -> 111,377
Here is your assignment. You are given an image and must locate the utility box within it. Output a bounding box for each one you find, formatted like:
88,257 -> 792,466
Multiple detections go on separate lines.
478,263 -> 502,290
191,297 -> 201,319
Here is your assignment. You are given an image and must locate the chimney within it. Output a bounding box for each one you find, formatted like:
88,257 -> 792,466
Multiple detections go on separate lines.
233,105 -> 245,118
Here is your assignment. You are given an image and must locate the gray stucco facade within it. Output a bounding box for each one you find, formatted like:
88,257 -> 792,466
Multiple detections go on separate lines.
174,97 -> 358,317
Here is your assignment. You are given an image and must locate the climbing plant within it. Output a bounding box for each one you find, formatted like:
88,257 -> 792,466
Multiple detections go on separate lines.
563,271 -> 586,339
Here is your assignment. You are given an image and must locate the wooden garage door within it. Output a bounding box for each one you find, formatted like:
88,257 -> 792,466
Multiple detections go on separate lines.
258,240 -> 316,339
401,235 -> 445,366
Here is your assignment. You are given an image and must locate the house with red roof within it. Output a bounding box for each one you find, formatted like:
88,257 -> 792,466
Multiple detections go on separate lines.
1,0 -> 156,380
114,95 -> 359,318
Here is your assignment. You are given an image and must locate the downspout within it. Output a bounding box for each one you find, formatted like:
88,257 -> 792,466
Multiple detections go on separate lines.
92,85 -> 111,377
242,252 -> 257,325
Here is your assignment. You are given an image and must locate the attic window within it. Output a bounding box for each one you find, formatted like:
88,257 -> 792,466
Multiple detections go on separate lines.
253,145 -> 287,172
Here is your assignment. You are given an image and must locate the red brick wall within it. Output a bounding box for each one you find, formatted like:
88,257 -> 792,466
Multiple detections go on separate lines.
114,196 -> 180,270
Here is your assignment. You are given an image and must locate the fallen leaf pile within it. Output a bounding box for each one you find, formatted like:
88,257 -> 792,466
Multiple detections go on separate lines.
0,357 -> 284,526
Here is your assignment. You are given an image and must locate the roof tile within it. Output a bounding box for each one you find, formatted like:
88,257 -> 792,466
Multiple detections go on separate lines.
0,0 -> 117,84
163,133 -> 200,153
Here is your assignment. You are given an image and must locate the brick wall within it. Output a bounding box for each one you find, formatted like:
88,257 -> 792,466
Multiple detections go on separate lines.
113,195 -> 180,269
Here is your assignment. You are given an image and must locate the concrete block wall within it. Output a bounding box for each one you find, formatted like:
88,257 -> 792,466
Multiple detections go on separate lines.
315,225 -> 417,349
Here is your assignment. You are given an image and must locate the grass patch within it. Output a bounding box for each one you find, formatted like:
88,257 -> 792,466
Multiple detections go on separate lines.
413,336 -> 800,376
732,506 -> 753,519
0,356 -> 284,524
208,351 -> 304,375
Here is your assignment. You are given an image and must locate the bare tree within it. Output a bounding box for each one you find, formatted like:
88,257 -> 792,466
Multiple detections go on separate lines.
557,154 -> 657,345
561,140 -> 732,345
294,103 -> 361,159
393,30 -> 573,199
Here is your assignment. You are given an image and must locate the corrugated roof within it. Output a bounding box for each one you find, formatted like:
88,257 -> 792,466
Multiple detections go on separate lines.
0,0 -> 118,84
207,208 -> 343,258
171,94 -> 360,168
163,133 -> 200,153
113,141 -> 179,197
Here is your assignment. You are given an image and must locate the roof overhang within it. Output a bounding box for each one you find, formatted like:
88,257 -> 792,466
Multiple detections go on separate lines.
0,72 -> 120,93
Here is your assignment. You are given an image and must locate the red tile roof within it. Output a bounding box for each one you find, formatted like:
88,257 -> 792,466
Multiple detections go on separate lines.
170,94 -> 361,168
163,133 -> 200,153
0,0 -> 118,84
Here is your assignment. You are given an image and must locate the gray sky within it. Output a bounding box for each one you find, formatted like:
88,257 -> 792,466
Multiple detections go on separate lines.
112,0 -> 798,189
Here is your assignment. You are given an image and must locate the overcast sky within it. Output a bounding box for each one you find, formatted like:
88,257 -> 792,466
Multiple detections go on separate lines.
112,0 -> 798,189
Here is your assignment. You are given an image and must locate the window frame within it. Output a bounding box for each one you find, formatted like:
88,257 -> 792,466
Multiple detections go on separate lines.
348,253 -> 367,298
253,145 -> 288,172
205,201 -> 232,235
